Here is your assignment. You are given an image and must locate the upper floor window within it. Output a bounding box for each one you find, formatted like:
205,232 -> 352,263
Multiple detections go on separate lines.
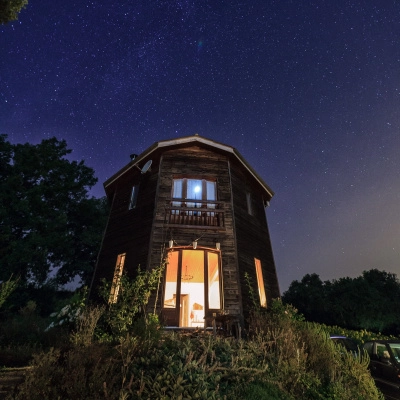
129,185 -> 139,209
254,258 -> 267,308
109,253 -> 126,304
172,178 -> 216,207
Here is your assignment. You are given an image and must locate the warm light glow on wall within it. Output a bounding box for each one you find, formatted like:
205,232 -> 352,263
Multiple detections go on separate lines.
109,253 -> 126,304
254,258 -> 267,308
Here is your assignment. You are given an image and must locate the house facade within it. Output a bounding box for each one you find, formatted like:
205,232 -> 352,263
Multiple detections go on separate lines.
90,134 -> 280,329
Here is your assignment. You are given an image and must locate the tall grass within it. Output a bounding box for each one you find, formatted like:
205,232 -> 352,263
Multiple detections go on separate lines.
9,299 -> 384,400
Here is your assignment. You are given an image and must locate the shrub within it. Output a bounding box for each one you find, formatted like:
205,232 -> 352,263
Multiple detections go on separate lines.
246,299 -> 384,400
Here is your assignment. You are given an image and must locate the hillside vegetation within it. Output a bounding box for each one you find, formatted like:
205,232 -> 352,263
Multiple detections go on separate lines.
4,299 -> 384,400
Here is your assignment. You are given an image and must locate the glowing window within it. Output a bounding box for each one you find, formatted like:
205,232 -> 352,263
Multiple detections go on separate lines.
163,249 -> 221,327
254,258 -> 267,307
208,252 -> 221,309
109,253 -> 126,304
172,178 -> 216,207
163,251 -> 179,308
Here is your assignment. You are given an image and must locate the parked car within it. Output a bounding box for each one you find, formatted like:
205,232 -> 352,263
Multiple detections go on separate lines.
330,335 -> 360,355
363,340 -> 400,393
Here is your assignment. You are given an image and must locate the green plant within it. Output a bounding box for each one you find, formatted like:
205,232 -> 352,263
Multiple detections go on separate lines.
70,305 -> 105,346
239,381 -> 294,400
98,265 -> 164,341
46,287 -> 88,331
0,275 -> 19,309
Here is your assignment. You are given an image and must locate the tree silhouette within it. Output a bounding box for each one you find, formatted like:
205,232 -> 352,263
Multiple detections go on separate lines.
0,135 -> 108,286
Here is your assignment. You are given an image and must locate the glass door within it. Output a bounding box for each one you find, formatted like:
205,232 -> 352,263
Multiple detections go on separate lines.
162,248 -> 221,327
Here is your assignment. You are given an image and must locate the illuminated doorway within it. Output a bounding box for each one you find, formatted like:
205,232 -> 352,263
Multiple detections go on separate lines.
163,248 -> 221,327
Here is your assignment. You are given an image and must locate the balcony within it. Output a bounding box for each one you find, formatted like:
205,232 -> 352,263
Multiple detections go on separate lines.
166,198 -> 225,230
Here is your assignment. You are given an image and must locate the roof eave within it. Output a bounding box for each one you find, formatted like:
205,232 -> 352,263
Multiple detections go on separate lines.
103,135 -> 274,199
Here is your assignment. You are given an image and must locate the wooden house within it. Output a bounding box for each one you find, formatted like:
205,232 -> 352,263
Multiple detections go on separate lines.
90,134 -> 280,330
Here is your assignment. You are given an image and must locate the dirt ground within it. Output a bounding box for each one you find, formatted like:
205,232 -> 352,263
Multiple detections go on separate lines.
0,368 -> 29,399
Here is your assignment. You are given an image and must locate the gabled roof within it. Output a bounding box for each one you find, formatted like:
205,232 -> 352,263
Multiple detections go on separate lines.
104,134 -> 274,198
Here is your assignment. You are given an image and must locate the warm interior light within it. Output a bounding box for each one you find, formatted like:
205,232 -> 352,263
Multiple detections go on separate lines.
181,265 -> 194,281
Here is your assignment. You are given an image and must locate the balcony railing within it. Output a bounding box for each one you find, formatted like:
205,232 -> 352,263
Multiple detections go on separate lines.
166,198 -> 225,229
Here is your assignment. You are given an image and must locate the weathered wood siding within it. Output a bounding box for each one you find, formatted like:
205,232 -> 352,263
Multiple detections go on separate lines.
91,156 -> 160,293
91,139 -> 280,328
147,145 -> 241,322
229,160 -> 280,317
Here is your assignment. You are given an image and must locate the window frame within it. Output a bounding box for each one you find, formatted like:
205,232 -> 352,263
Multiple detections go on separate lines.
171,177 -> 217,204
109,253 -> 126,304
162,247 -> 223,320
246,192 -> 253,216
254,258 -> 267,308
129,185 -> 139,209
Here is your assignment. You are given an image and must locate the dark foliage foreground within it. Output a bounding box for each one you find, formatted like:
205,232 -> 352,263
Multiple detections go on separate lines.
8,301 -> 384,400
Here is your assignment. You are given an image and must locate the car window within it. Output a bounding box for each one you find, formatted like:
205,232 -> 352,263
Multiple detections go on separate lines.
339,338 -> 359,352
376,344 -> 389,360
388,344 -> 400,363
364,342 -> 373,356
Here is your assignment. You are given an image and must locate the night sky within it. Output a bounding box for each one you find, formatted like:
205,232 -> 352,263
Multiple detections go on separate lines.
2,1 -> 400,293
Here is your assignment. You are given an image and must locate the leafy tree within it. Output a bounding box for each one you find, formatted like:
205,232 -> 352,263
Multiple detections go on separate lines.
283,269 -> 400,335
328,270 -> 400,333
0,134 -> 108,287
282,273 -> 331,324
0,0 -> 28,24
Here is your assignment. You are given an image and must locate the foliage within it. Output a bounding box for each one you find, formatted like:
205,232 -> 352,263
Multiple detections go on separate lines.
248,299 -> 384,399
69,305 -> 105,347
11,297 -> 384,400
324,325 -> 395,346
98,265 -> 164,341
2,283 -> 74,318
0,299 -> 69,367
282,269 -> 400,335
46,287 -> 88,331
0,0 -> 27,24
0,134 -> 108,286
0,275 -> 18,309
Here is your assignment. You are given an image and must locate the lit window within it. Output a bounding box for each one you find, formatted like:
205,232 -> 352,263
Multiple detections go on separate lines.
129,185 -> 139,209
172,178 -> 216,207
163,249 -> 221,327
109,253 -> 126,304
254,258 -> 267,307
208,252 -> 221,309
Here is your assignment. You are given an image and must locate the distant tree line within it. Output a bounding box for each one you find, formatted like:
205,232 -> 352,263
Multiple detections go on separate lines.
282,269 -> 400,335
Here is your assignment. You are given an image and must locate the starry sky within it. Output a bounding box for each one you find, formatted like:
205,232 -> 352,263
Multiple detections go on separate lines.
1,1 -> 400,293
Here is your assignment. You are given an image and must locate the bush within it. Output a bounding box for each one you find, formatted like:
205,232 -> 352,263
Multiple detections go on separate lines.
10,296 -> 385,399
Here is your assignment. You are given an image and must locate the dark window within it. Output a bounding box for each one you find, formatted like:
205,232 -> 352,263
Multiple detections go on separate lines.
129,185 -> 139,209
246,192 -> 253,215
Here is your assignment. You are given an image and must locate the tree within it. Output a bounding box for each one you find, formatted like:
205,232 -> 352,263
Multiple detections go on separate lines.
283,268 -> 400,335
0,134 -> 108,287
0,0 -> 28,24
282,273 -> 331,324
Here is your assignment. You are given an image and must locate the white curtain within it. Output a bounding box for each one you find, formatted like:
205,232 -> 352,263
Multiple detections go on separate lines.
186,179 -> 202,208
172,179 -> 183,208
